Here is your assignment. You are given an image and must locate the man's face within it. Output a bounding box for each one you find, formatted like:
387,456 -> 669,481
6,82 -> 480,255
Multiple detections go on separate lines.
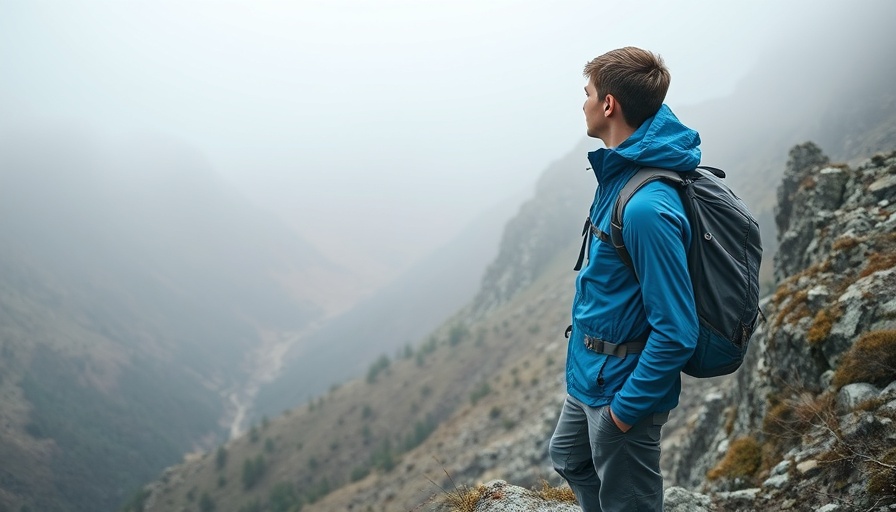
583,81 -> 606,139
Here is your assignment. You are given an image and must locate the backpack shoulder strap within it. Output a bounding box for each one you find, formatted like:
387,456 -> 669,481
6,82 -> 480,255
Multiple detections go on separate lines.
610,167 -> 686,268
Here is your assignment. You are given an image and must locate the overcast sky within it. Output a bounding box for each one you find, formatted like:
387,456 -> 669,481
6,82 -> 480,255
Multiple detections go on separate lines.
0,0 -> 865,276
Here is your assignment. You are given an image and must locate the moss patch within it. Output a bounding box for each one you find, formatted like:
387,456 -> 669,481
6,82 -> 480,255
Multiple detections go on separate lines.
707,437 -> 762,482
774,289 -> 810,328
831,236 -> 861,251
867,447 -> 896,495
858,252 -> 896,279
806,306 -> 842,346
833,330 -> 896,388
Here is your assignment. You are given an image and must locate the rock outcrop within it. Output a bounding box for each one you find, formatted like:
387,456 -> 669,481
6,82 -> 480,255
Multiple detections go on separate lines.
470,139 -> 592,319
668,143 -> 896,510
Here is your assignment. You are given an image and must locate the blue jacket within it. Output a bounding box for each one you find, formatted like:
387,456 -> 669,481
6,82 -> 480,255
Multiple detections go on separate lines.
567,104 -> 700,426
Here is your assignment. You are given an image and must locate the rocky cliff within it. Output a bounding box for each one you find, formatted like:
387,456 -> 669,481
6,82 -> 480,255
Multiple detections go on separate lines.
470,139 -> 592,319
665,143 -> 896,511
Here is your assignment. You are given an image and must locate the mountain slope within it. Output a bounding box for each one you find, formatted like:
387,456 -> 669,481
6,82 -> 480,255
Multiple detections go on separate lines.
0,126 -> 345,512
253,189 -> 522,420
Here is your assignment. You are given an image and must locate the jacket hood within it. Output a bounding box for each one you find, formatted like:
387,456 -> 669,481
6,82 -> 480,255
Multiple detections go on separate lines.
588,104 -> 701,179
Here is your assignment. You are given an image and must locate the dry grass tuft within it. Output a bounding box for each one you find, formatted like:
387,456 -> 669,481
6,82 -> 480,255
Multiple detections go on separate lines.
832,330 -> 896,389
763,391 -> 837,449
440,483 -> 485,512
858,252 -> 896,279
831,236 -> 861,251
774,289 -> 810,328
806,306 -> 842,345
535,479 -> 577,503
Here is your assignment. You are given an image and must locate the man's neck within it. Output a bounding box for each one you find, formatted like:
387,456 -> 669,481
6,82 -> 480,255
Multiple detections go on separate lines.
602,124 -> 636,149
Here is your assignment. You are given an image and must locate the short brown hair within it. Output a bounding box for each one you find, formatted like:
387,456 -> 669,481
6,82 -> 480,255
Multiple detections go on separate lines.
583,47 -> 670,128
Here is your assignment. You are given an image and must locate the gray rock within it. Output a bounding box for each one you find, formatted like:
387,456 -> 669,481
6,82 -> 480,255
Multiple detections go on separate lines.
869,174 -> 896,200
807,285 -> 831,309
839,412 -> 884,445
714,488 -> 761,507
663,486 -> 714,512
762,473 -> 789,489
882,381 -> 896,398
468,480 -> 581,512
821,370 -> 836,389
837,383 -> 880,412
770,459 -> 791,476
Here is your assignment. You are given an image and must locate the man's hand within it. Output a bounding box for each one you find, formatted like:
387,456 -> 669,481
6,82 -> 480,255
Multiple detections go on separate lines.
609,408 -> 632,433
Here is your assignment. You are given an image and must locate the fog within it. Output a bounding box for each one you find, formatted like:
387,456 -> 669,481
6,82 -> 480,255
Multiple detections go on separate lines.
0,0 -> 879,281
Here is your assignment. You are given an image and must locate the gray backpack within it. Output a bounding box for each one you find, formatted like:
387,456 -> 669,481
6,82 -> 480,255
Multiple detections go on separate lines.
574,166 -> 763,377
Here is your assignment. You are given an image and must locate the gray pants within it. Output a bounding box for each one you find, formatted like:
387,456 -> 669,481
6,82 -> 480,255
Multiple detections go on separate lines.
549,395 -> 666,512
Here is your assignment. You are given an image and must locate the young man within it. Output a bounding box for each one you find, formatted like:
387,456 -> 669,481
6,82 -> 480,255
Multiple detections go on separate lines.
548,47 -> 700,511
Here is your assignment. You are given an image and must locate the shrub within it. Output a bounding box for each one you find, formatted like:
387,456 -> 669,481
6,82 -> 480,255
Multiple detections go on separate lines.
371,439 -> 395,472
268,482 -> 300,512
199,491 -> 215,512
303,478 -> 331,504
351,465 -> 371,482
867,447 -> 896,495
405,418 -> 437,450
763,392 -> 836,459
242,455 -> 267,489
238,500 -> 262,512
475,328 -> 486,346
361,424 -> 372,443
367,354 -> 391,384
215,446 -> 228,470
470,382 -> 491,405
707,437 -> 762,482
448,323 -> 470,346
832,330 -> 896,388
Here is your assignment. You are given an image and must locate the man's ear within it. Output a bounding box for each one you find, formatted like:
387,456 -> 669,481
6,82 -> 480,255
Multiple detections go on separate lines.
603,94 -> 617,117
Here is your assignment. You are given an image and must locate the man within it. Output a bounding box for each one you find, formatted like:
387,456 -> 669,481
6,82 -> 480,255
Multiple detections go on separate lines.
548,47 -> 700,511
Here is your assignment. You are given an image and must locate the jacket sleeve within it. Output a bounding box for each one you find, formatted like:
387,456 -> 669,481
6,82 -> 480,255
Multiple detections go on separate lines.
610,182 -> 698,426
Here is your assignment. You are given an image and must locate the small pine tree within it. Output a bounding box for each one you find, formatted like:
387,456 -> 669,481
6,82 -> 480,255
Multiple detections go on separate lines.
215,446 -> 228,470
199,491 -> 216,512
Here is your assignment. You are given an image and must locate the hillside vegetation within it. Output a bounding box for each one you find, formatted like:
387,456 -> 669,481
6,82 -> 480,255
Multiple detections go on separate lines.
138,240 -> 579,512
0,130 -> 339,512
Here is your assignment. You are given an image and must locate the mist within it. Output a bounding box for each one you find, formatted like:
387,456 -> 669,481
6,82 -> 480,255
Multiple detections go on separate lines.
3,0 -> 877,284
